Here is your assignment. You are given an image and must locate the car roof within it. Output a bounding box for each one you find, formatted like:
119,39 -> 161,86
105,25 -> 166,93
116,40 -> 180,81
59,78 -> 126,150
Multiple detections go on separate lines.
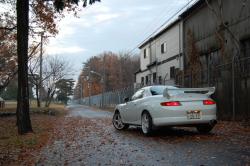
141,85 -> 177,90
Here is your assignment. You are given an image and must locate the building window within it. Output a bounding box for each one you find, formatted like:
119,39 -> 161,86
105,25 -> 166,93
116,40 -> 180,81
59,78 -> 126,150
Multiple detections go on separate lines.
145,76 -> 149,85
141,77 -> 144,85
241,38 -> 250,58
148,74 -> 152,85
159,76 -> 162,85
209,50 -> 220,66
161,42 -> 167,54
170,66 -> 175,79
240,38 -> 250,75
153,73 -> 157,84
144,49 -> 147,59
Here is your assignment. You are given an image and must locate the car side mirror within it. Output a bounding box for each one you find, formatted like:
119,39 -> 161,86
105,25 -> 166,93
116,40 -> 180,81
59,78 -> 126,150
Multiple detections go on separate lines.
124,97 -> 130,103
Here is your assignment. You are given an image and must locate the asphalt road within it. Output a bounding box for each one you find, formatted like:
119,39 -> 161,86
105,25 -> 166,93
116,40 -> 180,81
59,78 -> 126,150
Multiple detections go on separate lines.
36,104 -> 250,166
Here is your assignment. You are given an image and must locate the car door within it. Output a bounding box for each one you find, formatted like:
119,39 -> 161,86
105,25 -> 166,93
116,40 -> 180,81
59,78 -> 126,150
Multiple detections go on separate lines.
133,89 -> 151,124
126,89 -> 144,124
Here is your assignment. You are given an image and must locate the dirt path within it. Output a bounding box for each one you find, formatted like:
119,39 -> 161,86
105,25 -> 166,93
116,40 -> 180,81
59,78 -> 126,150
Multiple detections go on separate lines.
36,104 -> 250,166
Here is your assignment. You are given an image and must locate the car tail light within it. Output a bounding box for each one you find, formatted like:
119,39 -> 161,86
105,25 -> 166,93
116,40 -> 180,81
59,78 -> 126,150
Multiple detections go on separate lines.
161,101 -> 181,106
203,100 -> 216,105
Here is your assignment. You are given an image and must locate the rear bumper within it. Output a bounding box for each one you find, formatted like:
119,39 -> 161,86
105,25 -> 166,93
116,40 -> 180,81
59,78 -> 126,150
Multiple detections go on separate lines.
149,103 -> 217,127
152,115 -> 217,127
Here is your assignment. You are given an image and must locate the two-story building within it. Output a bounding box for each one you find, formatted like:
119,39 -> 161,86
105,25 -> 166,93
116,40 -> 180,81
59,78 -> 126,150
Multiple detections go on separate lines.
135,19 -> 183,87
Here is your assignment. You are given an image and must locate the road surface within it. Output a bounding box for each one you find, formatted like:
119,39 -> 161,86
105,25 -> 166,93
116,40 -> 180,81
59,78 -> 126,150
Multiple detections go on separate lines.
36,104 -> 250,166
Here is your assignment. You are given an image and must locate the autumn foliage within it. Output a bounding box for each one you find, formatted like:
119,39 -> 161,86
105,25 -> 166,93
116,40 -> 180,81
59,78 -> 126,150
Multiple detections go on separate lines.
74,51 -> 139,99
0,0 -> 61,93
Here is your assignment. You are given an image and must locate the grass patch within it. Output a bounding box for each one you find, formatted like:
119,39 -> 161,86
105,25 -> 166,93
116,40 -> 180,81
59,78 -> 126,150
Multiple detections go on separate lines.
0,101 -> 67,116
0,115 -> 61,165
0,102 -> 67,165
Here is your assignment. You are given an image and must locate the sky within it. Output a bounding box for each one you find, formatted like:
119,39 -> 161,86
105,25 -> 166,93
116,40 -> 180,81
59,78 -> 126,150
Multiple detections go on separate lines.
45,0 -> 193,80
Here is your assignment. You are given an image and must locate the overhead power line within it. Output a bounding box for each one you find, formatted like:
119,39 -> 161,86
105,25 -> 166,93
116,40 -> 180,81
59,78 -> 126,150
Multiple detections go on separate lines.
127,0 -> 198,55
131,3 -> 181,51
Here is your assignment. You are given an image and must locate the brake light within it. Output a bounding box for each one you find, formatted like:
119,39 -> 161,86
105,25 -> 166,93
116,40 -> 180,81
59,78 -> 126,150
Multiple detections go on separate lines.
161,101 -> 181,106
203,100 -> 216,105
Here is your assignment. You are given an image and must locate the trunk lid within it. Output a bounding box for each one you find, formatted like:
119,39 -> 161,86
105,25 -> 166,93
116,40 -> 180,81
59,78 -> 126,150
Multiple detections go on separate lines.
170,93 -> 208,102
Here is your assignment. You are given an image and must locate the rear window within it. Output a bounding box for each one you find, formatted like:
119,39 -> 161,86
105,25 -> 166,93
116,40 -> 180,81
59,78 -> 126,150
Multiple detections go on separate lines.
150,86 -> 178,95
168,89 -> 185,96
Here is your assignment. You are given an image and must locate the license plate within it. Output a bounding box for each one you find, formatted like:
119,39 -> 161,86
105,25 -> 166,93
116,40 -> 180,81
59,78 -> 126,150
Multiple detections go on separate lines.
187,110 -> 201,119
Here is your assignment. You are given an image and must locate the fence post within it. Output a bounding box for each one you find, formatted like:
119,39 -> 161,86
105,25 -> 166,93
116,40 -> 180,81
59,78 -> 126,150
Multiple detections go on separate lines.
232,57 -> 235,121
208,65 -> 210,87
118,91 -> 121,104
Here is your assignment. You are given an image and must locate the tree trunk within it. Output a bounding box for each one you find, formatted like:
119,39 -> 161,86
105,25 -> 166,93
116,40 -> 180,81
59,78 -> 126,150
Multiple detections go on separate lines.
45,88 -> 51,107
46,90 -> 56,107
16,0 -> 33,134
36,84 -> 41,107
45,89 -> 55,107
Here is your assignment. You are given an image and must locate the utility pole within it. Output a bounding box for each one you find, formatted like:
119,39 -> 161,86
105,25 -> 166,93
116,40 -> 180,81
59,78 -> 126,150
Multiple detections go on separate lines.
80,76 -> 83,104
101,76 -> 104,108
103,58 -> 106,108
88,68 -> 91,106
39,32 -> 44,107
232,56 -> 236,121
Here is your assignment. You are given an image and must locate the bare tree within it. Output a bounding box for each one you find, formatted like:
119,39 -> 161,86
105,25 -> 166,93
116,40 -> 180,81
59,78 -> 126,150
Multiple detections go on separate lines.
29,52 -> 51,107
42,56 -> 73,107
2,0 -> 100,134
118,52 -> 140,88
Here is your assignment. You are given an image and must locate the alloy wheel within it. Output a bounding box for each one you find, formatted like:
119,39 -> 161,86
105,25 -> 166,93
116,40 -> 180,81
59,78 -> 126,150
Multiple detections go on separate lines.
113,112 -> 125,130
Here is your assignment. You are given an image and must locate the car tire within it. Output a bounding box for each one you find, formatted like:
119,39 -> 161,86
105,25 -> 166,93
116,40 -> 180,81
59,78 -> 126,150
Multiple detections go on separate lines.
141,112 -> 153,136
196,124 -> 214,134
112,111 -> 129,130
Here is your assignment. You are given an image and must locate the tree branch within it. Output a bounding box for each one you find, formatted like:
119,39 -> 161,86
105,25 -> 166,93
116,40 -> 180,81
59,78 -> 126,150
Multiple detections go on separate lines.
0,26 -> 17,31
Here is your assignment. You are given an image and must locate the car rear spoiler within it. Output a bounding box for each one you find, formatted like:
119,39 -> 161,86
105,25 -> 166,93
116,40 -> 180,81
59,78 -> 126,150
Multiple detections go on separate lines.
163,87 -> 216,99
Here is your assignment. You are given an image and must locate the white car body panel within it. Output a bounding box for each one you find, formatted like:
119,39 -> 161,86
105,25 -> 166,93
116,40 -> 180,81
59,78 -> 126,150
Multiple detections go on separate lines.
115,86 -> 217,127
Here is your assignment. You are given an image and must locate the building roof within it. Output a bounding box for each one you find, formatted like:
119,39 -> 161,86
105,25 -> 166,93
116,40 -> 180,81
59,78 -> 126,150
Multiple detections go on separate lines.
138,18 -> 181,49
134,69 -> 142,75
179,0 -> 205,19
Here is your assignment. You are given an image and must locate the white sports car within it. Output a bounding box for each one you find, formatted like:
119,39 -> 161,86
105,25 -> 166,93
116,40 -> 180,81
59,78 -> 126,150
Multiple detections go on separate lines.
112,85 -> 217,136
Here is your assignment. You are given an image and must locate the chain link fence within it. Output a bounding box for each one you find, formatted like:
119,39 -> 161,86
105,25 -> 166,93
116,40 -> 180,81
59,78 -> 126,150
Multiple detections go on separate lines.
178,56 -> 250,120
75,86 -> 136,109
